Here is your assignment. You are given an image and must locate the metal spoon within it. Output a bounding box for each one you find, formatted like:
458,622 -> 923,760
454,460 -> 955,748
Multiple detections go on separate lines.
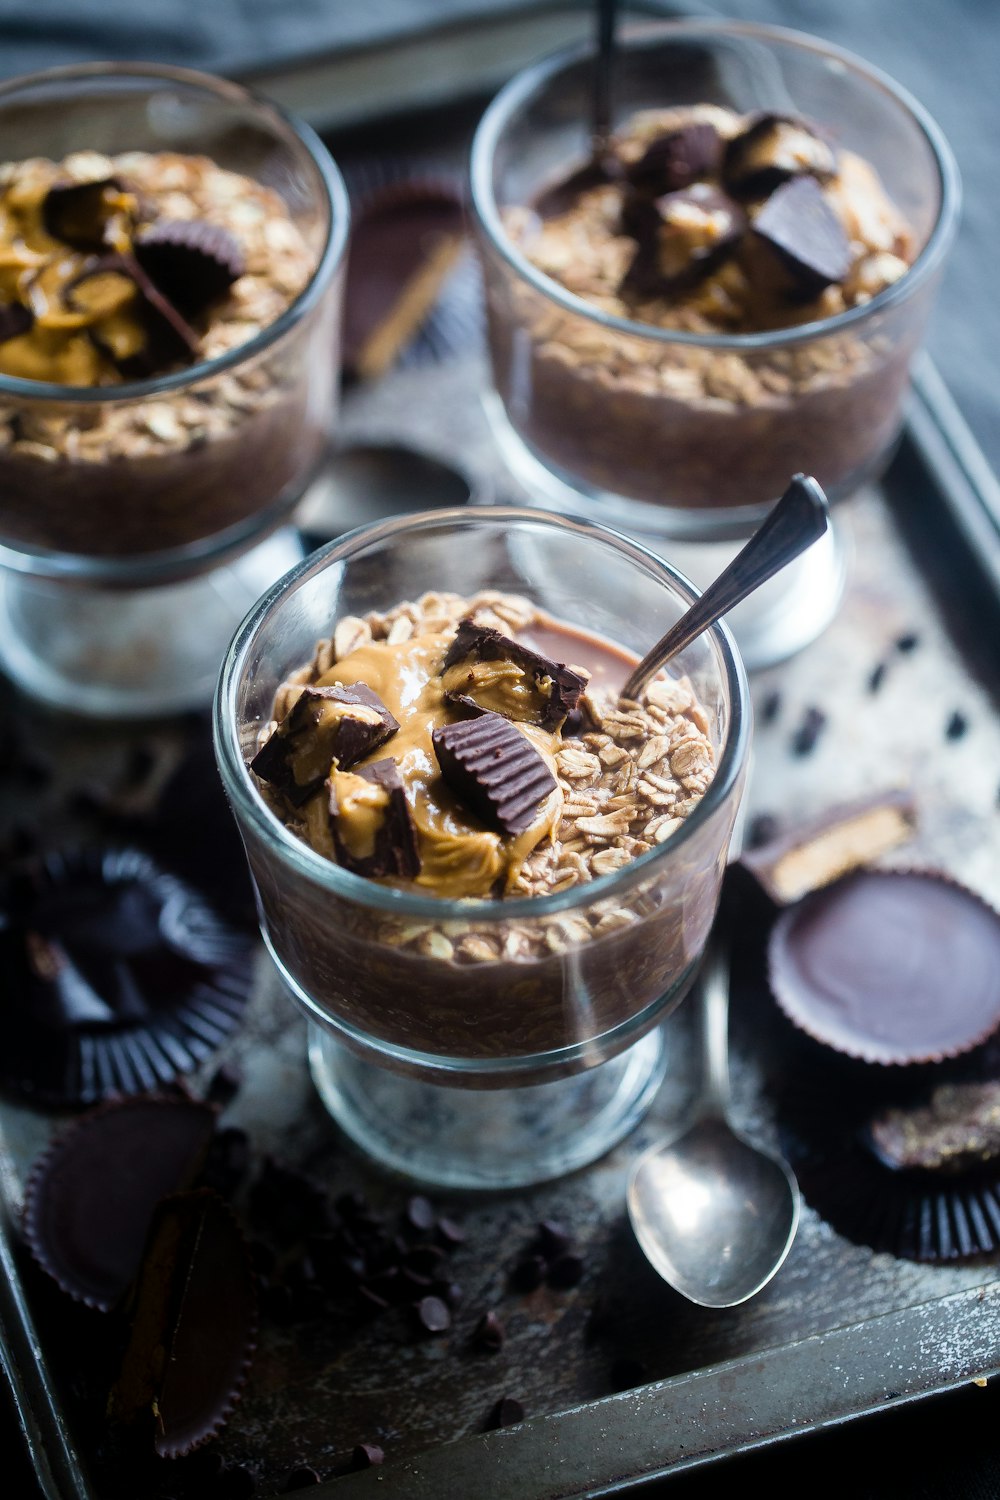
627,939 -> 801,1307
621,473 -> 829,701
592,0 -> 620,160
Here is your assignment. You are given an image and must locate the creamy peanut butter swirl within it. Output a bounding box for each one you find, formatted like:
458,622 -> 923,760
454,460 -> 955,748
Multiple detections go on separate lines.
303,632 -> 564,900
0,168 -> 146,383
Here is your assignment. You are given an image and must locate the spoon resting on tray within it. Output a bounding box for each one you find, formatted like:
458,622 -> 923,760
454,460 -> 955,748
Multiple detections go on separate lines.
627,938 -> 801,1307
621,473 -> 830,701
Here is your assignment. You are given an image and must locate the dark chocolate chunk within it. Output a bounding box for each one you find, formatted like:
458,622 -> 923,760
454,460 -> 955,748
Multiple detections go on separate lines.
945,710 -> 968,741
621,183 -> 745,296
745,812 -> 780,850
625,123 -> 723,195
350,1443 -> 385,1470
328,758 -> 420,880
0,300 -> 32,344
251,683 -> 399,806
472,1311 -> 505,1352
536,1219 -> 573,1260
723,113 -> 837,198
790,704 -> 827,756
200,1126 -> 251,1200
42,177 -> 131,249
488,1397 -> 525,1429
415,1294 -> 452,1333
22,1093 -> 217,1310
760,689 -> 782,725
752,176 -> 852,296
433,712 -> 557,836
896,632 -> 920,654
106,1188 -> 257,1459
441,618 -> 586,730
134,219 -> 246,316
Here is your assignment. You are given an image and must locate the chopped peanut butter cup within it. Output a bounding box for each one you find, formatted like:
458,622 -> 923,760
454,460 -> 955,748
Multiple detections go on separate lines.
252,683 -> 400,806
751,176 -> 853,296
134,218 -> 246,316
722,113 -> 837,198
433,712 -> 557,835
0,301 -> 32,344
441,619 -> 586,731
41,176 -> 135,249
328,757 -> 420,879
625,123 -> 723,195
106,1187 -> 257,1457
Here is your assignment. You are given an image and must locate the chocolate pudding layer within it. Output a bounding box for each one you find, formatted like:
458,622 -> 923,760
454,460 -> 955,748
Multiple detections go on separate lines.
244,589 -> 731,1074
484,105 -> 926,514
0,149 -> 329,558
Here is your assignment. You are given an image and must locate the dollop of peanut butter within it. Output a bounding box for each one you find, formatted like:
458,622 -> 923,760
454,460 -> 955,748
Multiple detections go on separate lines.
309,632 -> 563,899
0,166 -> 147,383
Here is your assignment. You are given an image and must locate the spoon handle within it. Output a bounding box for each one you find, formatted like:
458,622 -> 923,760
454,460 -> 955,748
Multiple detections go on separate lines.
620,473 -> 829,702
592,0 -> 619,153
699,939 -> 733,1120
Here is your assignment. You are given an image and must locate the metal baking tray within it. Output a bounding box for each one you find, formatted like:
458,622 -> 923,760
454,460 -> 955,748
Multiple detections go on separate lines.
2,326 -> 999,1498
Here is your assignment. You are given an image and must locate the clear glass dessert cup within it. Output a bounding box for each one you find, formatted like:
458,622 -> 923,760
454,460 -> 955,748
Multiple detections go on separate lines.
469,20 -> 959,673
214,506 -> 751,1189
0,62 -> 349,718
470,19 -> 960,542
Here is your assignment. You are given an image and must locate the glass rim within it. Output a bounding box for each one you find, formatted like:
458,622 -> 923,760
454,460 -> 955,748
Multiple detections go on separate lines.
469,16 -> 961,353
0,59 -> 350,403
213,505 -> 752,923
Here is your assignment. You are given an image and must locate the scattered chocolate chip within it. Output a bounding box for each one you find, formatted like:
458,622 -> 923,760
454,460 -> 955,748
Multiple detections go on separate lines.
723,113 -> 837,198
405,1194 -> 437,1233
206,1059 -> 243,1107
282,1465 -> 322,1490
509,1254 -> 546,1293
251,683 -> 399,806
0,300 -> 33,345
329,757 -> 421,880
436,1216 -> 466,1247
134,219 -> 246,316
433,712 -> 557,835
625,123 -> 723,195
547,1252 -> 585,1289
536,1220 -> 573,1260
350,1443 -> 385,1470
248,1157 -> 331,1243
751,176 -> 852,296
867,661 -> 888,694
945,711 -> 968,741
488,1397 -> 525,1429
42,177 -> 130,249
434,1280 -> 463,1307
790,706 -> 827,757
760,690 -> 782,725
200,1126 -> 252,1199
895,632 -> 920,654
746,812 -> 780,850
404,1244 -> 446,1276
441,619 -> 586,730
415,1294 -> 452,1333
472,1311 -> 505,1352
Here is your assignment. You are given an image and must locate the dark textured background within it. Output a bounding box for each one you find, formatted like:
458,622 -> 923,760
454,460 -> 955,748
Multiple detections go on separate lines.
1,4 -> 998,1498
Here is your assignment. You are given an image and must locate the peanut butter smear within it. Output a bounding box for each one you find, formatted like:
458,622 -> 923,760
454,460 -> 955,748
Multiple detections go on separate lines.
0,167 -> 146,383
310,632 -> 564,899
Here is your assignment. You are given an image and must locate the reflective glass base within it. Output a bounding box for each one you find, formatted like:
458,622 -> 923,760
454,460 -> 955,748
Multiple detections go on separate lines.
0,526 -> 304,718
308,1023 -> 667,1190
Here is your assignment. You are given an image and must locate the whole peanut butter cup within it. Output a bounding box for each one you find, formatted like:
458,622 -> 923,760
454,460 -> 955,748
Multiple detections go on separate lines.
0,846 -> 254,1107
767,868 -> 1000,1066
22,1093 -> 217,1310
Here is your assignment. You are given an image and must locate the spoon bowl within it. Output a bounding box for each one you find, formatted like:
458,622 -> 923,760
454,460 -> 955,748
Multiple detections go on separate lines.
627,940 -> 800,1307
